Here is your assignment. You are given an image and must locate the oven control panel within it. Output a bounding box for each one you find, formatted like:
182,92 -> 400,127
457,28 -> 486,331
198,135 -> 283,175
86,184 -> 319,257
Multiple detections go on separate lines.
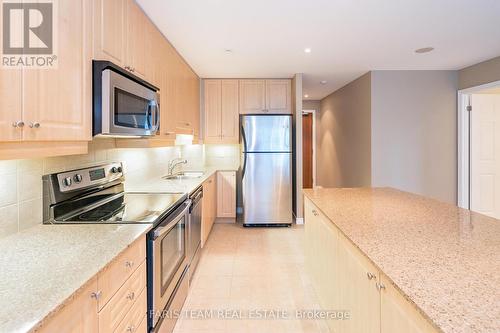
56,162 -> 124,192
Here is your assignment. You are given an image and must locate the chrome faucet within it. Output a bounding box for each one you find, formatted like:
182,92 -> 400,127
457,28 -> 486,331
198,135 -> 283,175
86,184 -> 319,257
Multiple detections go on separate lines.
168,158 -> 187,175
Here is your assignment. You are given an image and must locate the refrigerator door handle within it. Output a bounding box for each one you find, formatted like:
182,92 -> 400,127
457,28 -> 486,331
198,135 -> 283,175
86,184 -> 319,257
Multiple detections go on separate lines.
241,124 -> 248,178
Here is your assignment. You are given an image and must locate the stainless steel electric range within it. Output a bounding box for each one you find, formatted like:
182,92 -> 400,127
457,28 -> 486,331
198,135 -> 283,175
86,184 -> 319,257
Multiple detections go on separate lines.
42,162 -> 192,333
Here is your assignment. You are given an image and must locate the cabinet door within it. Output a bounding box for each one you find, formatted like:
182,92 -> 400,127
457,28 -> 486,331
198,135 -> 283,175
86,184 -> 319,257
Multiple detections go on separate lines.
239,80 -> 266,114
265,79 -> 291,114
126,0 -> 147,78
217,171 -> 236,218
23,0 -> 91,141
0,70 -> 22,141
380,274 -> 438,333
337,232 -> 380,333
159,40 -> 178,139
204,80 -> 222,143
145,22 -> 163,87
187,68 -> 200,138
201,174 -> 216,247
93,0 -> 126,66
221,80 -> 239,143
37,278 -> 98,333
304,198 -> 342,332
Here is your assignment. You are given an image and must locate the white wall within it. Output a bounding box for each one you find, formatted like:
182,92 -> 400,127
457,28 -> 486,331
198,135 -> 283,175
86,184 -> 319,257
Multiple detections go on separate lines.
371,71 -> 458,203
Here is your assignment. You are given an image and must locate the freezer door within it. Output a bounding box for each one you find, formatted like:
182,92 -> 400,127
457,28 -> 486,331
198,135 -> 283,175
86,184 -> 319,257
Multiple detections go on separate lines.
241,115 -> 292,152
242,152 -> 292,224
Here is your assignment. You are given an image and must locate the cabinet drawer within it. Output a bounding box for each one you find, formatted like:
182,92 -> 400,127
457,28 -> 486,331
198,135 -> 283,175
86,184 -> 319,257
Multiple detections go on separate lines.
99,261 -> 146,332
98,236 -> 146,310
114,286 -> 147,333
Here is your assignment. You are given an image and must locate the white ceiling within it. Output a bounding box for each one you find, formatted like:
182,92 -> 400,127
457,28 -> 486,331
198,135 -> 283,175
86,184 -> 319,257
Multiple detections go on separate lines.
137,0 -> 500,100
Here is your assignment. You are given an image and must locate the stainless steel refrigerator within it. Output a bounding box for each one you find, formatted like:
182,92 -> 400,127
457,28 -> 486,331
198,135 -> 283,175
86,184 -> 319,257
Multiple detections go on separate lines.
240,115 -> 293,226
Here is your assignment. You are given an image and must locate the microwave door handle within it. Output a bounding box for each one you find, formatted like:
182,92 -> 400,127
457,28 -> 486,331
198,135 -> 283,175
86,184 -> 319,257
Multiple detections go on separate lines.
154,101 -> 160,131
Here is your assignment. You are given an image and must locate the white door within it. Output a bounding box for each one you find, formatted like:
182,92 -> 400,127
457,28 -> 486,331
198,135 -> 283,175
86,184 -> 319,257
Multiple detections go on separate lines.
470,94 -> 500,218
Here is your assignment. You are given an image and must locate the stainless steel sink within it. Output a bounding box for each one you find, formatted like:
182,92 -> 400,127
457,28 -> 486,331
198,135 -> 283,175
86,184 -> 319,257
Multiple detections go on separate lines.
162,171 -> 204,180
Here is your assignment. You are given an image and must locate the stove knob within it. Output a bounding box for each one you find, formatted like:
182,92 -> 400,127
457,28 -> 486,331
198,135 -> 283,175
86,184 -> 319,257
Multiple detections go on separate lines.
73,174 -> 83,183
111,166 -> 123,174
63,177 -> 72,187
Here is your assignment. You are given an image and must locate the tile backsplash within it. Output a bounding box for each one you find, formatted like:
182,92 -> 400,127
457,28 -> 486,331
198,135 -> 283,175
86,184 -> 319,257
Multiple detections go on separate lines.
0,140 -> 239,239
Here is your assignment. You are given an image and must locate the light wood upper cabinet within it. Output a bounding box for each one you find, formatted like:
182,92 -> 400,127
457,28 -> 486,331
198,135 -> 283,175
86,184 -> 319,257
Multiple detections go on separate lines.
93,0 -> 126,66
126,0 -> 147,78
94,0 -> 149,80
266,80 -> 291,114
239,80 -> 266,114
204,80 -> 222,142
217,171 -> 236,218
221,80 -> 239,142
0,69 -> 22,141
203,79 -> 239,144
239,79 -> 291,114
23,0 -> 92,141
36,278 -> 98,333
380,274 -> 437,333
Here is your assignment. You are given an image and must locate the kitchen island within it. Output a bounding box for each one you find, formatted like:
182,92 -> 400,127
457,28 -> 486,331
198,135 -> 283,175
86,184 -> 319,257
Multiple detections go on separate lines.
303,187 -> 500,333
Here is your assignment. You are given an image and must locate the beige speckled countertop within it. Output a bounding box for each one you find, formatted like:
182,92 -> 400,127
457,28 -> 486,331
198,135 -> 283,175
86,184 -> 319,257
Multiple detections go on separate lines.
0,224 -> 151,333
126,165 -> 239,194
0,164 -> 239,333
303,187 -> 500,333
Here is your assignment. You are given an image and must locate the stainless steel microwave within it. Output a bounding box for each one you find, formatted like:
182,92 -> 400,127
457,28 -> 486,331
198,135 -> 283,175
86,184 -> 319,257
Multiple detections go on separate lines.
93,60 -> 160,137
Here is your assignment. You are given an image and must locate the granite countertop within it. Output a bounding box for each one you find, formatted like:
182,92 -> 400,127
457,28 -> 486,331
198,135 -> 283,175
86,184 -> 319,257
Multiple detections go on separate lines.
0,164 -> 239,333
126,165 -> 239,194
0,223 -> 151,333
303,187 -> 500,333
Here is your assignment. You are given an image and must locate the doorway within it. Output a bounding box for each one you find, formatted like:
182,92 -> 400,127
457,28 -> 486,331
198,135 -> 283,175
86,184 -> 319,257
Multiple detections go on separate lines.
302,110 -> 316,188
458,81 -> 500,218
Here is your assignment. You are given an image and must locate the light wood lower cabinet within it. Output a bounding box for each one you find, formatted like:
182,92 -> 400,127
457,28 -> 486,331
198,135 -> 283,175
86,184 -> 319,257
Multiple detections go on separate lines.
36,278 -> 98,333
380,274 -> 437,333
304,197 -> 438,333
99,261 -> 146,332
201,173 -> 217,247
217,171 -> 236,219
35,237 -> 147,333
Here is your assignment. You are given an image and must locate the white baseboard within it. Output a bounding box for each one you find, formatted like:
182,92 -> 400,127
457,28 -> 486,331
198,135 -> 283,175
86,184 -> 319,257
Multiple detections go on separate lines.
295,217 -> 304,225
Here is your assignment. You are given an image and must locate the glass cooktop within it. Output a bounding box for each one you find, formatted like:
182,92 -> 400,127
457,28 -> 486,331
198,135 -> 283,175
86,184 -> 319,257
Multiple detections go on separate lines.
59,192 -> 186,224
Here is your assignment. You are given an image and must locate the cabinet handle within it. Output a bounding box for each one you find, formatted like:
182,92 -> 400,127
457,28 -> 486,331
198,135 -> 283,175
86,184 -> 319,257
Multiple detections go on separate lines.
366,272 -> 376,280
90,290 -> 102,300
29,122 -> 40,128
165,131 -> 176,135
312,209 -> 319,216
125,260 -> 134,268
12,121 -> 24,128
126,325 -> 135,332
126,291 -> 135,300
376,282 -> 386,291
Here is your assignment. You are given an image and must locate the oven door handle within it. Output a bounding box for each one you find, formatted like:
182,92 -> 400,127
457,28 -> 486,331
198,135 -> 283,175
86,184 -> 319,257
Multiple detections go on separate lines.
152,200 -> 191,240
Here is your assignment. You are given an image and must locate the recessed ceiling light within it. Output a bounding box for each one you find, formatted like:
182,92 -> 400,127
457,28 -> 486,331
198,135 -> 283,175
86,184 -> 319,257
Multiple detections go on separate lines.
224,49 -> 233,53
320,80 -> 327,84
304,48 -> 311,53
304,94 -> 309,98
415,47 -> 434,54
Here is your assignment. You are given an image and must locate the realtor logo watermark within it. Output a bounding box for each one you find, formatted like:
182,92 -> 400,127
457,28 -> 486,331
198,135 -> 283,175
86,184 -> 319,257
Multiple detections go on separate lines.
2,0 -> 57,68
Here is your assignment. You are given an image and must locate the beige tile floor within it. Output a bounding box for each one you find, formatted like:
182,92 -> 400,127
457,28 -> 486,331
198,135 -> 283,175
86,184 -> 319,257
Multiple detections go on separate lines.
173,223 -> 330,333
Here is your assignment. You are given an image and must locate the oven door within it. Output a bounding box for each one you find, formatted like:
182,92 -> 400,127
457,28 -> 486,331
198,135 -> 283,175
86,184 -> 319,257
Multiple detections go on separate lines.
149,200 -> 190,328
102,69 -> 159,136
